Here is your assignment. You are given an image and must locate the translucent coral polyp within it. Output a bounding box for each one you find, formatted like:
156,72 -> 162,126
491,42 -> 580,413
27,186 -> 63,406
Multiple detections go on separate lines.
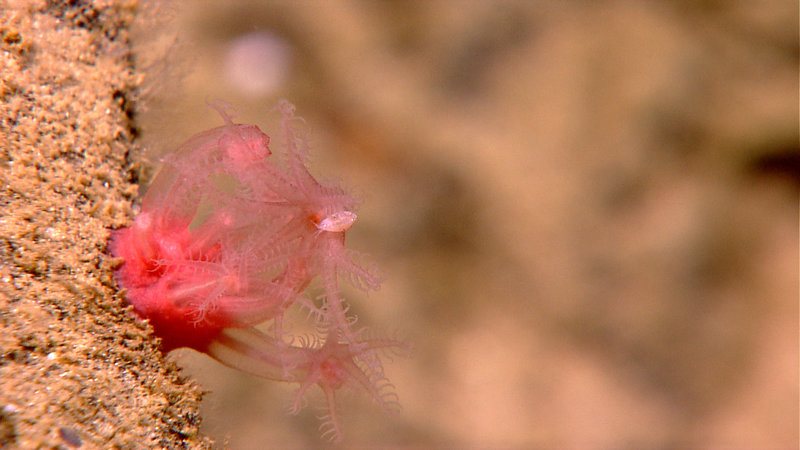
109,101 -> 408,442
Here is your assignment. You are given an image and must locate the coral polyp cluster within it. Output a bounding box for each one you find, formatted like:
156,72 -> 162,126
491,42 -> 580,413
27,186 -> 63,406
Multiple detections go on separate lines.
109,101 -> 407,441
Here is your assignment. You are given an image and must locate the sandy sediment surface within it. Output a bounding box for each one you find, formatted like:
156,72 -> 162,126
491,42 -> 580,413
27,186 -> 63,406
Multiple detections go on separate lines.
0,1 -> 209,447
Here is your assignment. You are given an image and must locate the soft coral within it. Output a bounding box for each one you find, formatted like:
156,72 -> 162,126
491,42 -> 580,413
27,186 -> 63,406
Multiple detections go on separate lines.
109,101 -> 408,441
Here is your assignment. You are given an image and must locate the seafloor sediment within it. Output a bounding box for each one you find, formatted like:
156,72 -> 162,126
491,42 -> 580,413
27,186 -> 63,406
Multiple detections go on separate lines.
0,2 -> 210,447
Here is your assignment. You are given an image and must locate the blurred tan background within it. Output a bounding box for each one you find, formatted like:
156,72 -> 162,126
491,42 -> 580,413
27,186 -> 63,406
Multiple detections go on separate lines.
135,1 -> 798,448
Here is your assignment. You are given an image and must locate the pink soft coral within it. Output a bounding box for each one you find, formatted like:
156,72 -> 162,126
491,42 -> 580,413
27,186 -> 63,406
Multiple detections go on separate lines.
109,101 -> 408,442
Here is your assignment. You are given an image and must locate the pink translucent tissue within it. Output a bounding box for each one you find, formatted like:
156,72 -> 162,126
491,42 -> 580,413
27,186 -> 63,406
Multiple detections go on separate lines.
109,101 -> 409,442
